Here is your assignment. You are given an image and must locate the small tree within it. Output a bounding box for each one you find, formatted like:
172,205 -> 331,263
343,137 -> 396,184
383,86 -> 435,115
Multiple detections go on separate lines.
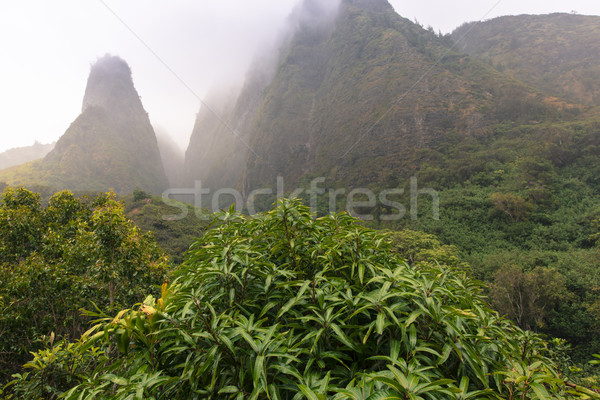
490,192 -> 533,222
0,188 -> 169,383
490,265 -> 569,330
132,188 -> 151,202
386,229 -> 463,268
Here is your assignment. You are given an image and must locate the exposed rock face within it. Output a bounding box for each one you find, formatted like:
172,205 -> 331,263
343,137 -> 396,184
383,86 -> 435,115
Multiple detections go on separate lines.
0,55 -> 169,194
184,0 -> 569,196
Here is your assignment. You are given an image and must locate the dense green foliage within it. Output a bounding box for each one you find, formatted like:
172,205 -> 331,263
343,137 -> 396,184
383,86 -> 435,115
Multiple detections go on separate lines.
273,117 -> 600,364
124,192 -> 210,264
13,199 -> 595,399
391,117 -> 600,362
0,187 -> 170,384
453,13 -> 600,106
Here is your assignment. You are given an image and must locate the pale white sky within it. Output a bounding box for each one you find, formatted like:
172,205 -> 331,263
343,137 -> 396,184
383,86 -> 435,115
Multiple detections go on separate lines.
0,0 -> 598,154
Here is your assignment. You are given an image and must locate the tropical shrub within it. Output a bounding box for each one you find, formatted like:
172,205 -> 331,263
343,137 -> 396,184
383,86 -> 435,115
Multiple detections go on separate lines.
50,198 -> 582,399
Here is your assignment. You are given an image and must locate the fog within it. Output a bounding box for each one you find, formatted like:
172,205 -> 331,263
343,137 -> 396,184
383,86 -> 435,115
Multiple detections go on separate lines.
1,0 -> 599,154
0,0 -> 299,153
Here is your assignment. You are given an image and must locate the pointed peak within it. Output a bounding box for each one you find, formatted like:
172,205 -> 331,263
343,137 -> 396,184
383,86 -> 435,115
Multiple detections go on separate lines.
89,54 -> 132,79
81,54 -> 141,114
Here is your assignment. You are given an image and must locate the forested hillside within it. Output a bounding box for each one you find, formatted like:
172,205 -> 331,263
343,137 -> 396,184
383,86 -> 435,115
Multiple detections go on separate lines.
185,0 -> 583,197
452,13 -> 600,106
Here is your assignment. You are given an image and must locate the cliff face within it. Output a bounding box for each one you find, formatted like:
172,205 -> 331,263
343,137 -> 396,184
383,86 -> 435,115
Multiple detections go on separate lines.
0,55 -> 168,194
184,83 -> 249,190
184,0 -> 341,192
184,0 -> 573,195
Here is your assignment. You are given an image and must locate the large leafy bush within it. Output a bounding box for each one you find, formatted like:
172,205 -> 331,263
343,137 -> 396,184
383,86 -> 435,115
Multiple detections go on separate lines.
0,187 -> 169,384
50,198 -> 581,399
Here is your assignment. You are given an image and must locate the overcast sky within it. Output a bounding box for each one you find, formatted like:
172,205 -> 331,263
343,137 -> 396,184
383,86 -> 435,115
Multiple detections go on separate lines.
1,0 -> 599,154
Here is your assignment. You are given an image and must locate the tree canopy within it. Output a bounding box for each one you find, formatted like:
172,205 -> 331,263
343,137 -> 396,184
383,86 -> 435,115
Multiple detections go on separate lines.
0,187 -> 169,383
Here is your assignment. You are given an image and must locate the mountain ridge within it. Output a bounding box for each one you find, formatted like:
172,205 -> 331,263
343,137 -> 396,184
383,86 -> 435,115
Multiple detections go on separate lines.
0,141 -> 55,170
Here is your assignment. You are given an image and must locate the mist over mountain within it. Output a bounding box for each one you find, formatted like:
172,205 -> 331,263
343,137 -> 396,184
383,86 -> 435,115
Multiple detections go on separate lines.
452,13 -> 600,106
0,141 -> 55,170
0,55 -> 168,194
184,0 -> 580,196
155,128 -> 185,188
182,0 -> 342,191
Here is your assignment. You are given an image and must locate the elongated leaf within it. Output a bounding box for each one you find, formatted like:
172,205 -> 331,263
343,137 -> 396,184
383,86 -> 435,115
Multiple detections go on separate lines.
239,330 -> 260,353
376,312 -> 385,335
365,388 -> 403,400
404,310 -> 423,327
331,323 -> 359,351
529,382 -> 551,399
298,384 -> 323,400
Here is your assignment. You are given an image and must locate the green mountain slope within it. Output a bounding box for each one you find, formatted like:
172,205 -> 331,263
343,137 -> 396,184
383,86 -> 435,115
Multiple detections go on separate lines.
452,13 -> 600,106
185,0 -> 582,196
183,0 -> 600,361
0,55 -> 168,194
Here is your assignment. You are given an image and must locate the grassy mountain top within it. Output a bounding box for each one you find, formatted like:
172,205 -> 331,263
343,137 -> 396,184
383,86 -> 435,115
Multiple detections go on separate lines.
452,13 -> 600,106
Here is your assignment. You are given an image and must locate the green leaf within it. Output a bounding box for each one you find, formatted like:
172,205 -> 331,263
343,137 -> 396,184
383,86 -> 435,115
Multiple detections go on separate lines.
239,330 -> 260,353
404,309 -> 423,327
330,323 -> 359,352
529,382 -> 551,399
298,384 -> 323,400
365,389 -> 403,400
